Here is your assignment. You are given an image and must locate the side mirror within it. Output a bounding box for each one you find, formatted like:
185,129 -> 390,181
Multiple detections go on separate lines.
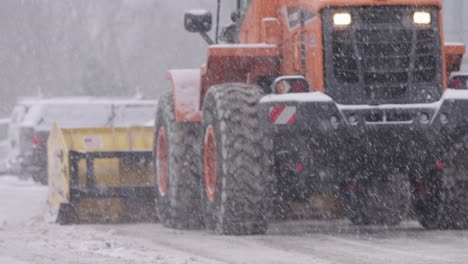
184,10 -> 212,33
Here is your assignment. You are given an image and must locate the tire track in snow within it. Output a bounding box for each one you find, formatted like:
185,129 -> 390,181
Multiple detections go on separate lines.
108,224 -> 335,264
325,236 -> 462,264
2,175 -> 468,264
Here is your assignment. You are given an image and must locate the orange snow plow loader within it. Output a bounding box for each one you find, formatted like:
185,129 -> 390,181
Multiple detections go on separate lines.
152,0 -> 468,235
47,123 -> 157,224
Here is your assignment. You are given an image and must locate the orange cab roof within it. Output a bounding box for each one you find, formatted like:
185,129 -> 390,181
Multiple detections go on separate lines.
274,0 -> 442,12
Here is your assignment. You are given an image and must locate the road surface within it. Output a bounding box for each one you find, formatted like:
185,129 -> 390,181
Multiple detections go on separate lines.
0,175 -> 467,264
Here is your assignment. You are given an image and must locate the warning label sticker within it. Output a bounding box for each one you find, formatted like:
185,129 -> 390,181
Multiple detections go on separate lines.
83,136 -> 103,149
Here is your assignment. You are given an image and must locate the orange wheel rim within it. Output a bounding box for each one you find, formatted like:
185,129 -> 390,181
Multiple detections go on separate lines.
156,127 -> 168,196
204,126 -> 217,203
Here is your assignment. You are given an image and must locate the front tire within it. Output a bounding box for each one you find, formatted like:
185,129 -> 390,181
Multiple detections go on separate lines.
201,83 -> 274,235
154,92 -> 203,229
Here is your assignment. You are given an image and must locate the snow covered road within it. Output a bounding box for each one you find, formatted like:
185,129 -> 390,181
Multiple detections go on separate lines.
0,176 -> 468,264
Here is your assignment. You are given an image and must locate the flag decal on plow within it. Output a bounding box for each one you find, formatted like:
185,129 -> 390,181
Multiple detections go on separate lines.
269,106 -> 297,125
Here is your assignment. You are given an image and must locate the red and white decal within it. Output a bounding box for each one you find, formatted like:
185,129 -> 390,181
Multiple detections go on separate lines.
269,106 -> 297,125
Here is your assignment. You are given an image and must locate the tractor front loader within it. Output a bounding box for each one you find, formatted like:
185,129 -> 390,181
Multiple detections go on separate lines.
48,124 -> 157,224
154,0 -> 468,235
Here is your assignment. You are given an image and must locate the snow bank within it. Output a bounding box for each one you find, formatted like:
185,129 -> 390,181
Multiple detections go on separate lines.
0,176 -> 46,225
0,256 -> 31,264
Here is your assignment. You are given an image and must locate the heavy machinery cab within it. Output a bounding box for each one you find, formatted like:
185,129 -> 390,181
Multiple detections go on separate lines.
219,0 -> 252,43
186,0 -> 453,105
177,0 -> 464,123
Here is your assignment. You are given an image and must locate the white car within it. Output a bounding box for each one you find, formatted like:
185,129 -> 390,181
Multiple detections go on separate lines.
5,97 -> 39,175
0,118 -> 10,174
0,118 -> 8,140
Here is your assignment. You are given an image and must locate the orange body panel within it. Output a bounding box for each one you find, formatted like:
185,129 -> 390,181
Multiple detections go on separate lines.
170,0 -> 460,122
200,45 -> 280,107
239,0 -> 445,92
445,44 -> 466,74
167,69 -> 202,122
240,0 -> 441,43
262,18 -> 283,45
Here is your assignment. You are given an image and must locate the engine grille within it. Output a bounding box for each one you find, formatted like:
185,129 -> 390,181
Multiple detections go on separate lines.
323,6 -> 443,105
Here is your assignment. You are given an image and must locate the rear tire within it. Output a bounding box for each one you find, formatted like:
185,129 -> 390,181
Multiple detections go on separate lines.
201,83 -> 274,235
154,92 -> 203,229
416,136 -> 468,229
342,171 -> 411,226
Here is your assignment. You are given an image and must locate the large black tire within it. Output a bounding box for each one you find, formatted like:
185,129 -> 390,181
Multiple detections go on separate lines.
154,92 -> 203,229
416,136 -> 468,230
201,83 -> 274,235
342,171 -> 411,225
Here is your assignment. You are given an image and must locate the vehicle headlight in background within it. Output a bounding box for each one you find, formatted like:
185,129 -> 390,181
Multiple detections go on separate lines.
413,11 -> 431,25
333,13 -> 352,26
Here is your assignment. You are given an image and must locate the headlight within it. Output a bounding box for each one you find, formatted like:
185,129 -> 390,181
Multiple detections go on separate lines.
413,11 -> 431,25
333,13 -> 352,26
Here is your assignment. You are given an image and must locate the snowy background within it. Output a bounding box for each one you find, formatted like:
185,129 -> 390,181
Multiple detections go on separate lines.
0,0 -> 237,117
0,0 -> 465,118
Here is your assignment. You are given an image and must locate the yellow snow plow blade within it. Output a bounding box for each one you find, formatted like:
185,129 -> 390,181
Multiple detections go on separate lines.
47,123 -> 157,224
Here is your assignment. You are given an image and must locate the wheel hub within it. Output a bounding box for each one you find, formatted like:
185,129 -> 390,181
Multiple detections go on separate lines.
156,127 -> 168,196
204,125 -> 217,203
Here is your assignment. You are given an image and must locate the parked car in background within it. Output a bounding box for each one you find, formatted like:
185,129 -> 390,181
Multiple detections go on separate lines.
12,97 -> 156,184
0,118 -> 10,174
0,118 -> 9,141
449,73 -> 468,89
6,97 -> 39,175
